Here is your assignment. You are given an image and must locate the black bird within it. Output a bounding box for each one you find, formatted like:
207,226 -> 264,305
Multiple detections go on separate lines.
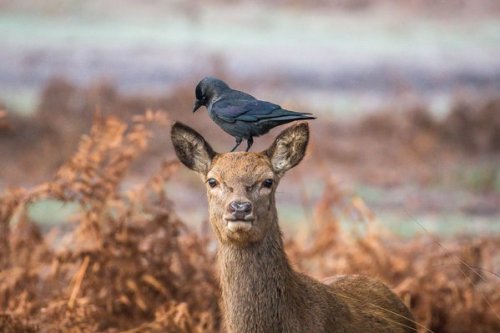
193,77 -> 316,152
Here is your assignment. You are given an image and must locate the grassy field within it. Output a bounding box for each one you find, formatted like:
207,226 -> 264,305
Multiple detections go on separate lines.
1,1 -> 499,114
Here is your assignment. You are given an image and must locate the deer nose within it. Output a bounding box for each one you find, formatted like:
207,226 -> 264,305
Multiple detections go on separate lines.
228,201 -> 252,219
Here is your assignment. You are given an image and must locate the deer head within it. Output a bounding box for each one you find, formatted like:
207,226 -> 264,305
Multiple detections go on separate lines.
171,122 -> 309,246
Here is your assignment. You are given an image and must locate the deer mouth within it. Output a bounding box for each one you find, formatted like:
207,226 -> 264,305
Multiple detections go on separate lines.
225,218 -> 254,232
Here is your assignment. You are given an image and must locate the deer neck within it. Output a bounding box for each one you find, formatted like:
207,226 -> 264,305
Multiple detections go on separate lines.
217,211 -> 301,333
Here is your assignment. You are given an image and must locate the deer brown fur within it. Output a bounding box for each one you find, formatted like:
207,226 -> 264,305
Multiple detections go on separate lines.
171,121 -> 417,333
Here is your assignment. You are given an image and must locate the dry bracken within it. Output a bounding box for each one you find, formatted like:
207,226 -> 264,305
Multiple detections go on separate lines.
0,112 -> 498,332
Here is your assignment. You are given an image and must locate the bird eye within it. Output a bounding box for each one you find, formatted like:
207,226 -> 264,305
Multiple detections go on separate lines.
207,178 -> 218,188
262,179 -> 273,188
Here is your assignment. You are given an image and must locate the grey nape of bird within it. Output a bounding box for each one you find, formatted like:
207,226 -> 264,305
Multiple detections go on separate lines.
192,76 -> 316,152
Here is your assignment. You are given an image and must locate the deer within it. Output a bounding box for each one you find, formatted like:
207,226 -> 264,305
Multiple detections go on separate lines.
171,121 -> 417,333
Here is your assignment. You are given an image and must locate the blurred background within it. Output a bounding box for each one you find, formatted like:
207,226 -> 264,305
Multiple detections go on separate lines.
0,1 -> 499,332
1,0 -> 499,234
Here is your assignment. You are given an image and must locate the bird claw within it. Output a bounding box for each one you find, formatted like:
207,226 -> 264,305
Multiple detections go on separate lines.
230,139 -> 243,152
245,138 -> 254,152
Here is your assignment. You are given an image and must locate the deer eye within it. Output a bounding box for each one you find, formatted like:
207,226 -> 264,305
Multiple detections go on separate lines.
262,179 -> 274,188
207,178 -> 218,188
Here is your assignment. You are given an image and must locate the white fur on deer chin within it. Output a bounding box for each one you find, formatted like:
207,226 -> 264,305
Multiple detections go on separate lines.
226,220 -> 253,233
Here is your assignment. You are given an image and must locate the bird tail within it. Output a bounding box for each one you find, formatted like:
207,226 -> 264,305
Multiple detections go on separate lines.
275,113 -> 316,121
268,109 -> 316,122
257,113 -> 315,130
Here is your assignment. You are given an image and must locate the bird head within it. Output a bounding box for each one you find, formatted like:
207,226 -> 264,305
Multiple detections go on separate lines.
193,77 -> 230,112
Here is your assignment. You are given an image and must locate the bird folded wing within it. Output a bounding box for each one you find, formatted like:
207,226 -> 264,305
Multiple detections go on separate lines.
212,99 -> 282,123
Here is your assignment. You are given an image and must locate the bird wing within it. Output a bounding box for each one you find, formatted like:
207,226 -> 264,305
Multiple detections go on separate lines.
211,98 -> 286,123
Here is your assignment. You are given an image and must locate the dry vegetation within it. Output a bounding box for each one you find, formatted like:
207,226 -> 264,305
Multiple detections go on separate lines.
1,111 -> 219,332
1,108 -> 499,332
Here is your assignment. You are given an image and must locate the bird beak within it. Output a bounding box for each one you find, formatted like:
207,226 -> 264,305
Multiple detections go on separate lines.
193,100 -> 202,113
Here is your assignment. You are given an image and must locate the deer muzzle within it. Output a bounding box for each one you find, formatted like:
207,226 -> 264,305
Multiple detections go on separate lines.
225,200 -> 254,232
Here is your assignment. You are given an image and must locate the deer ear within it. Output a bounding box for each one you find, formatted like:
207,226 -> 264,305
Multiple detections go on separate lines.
264,122 -> 309,174
171,122 -> 216,175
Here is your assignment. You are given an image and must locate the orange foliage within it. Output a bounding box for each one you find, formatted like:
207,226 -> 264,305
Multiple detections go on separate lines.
0,112 -> 498,332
